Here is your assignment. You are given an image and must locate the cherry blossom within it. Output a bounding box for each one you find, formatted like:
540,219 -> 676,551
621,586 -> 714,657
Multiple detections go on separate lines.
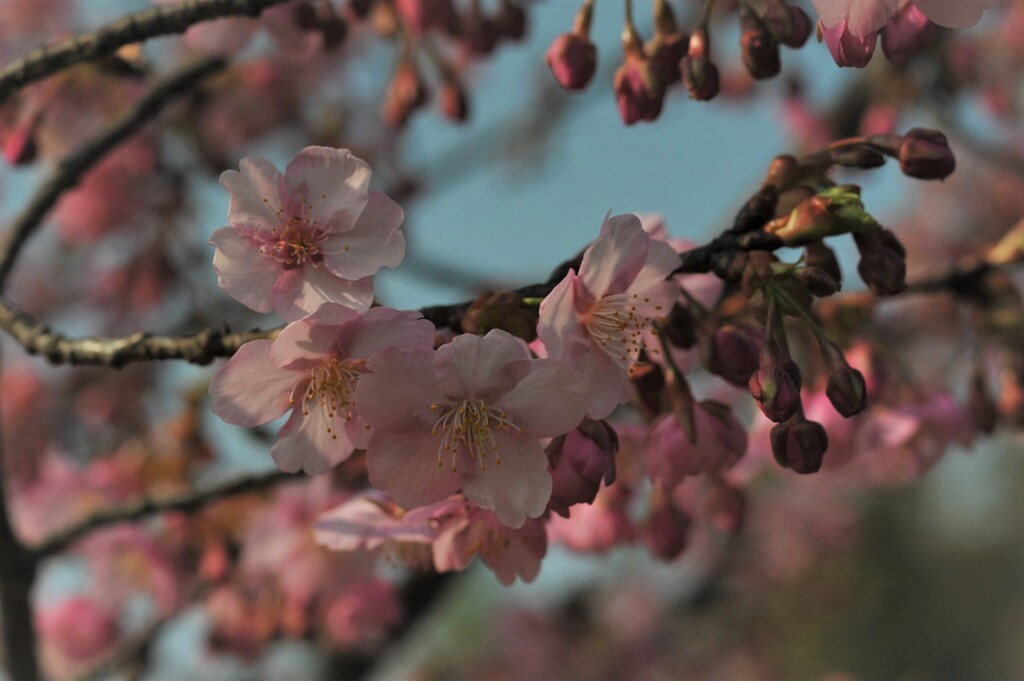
812,0 -> 995,35
645,401 -> 748,489
211,146 -> 406,321
539,214 -> 679,419
356,329 -> 588,527
210,304 -> 434,474
432,502 -> 548,584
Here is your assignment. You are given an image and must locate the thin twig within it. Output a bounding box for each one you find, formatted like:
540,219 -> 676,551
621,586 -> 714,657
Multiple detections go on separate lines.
0,56 -> 227,292
34,469 -> 298,559
0,0 -> 286,106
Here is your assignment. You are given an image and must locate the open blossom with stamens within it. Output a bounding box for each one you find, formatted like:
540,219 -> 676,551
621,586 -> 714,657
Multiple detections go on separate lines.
210,146 -> 406,321
210,304 -> 434,475
538,214 -> 679,419
355,329 -> 588,528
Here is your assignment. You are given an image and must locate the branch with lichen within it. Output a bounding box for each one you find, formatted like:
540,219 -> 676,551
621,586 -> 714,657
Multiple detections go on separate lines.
0,0 -> 286,106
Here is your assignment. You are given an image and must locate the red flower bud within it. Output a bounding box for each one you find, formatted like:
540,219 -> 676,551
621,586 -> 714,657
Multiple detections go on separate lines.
881,3 -> 936,66
764,3 -> 812,48
898,127 -> 955,180
804,241 -> 843,285
614,43 -> 668,125
546,33 -> 597,91
853,228 -> 907,295
820,19 -> 877,68
826,366 -> 868,416
740,5 -> 781,80
770,417 -> 828,474
681,28 -> 719,100
701,322 -> 764,386
798,265 -> 841,297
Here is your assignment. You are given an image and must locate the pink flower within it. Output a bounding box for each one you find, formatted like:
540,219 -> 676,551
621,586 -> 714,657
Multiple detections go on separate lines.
432,502 -> 548,584
820,19 -> 878,68
37,596 -> 118,663
539,214 -> 679,419
645,401 -> 747,489
210,304 -> 434,474
356,329 -> 588,527
812,0 -> 994,35
210,146 -> 406,321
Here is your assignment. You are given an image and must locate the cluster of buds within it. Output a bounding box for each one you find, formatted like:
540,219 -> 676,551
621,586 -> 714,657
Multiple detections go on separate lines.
738,0 -> 812,80
820,3 -> 940,68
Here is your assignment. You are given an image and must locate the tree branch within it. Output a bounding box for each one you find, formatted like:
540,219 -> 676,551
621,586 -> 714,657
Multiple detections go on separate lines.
0,0 -> 286,107
34,469 -> 298,560
0,56 -> 227,292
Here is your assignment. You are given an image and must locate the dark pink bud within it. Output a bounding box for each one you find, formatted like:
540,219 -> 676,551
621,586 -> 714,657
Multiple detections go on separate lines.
853,228 -> 907,295
702,322 -> 764,386
647,31 -> 689,85
382,57 -> 429,129
494,0 -> 526,41
898,127 -> 955,180
798,265 -> 841,297
740,5 -> 781,80
681,28 -> 719,100
643,493 -> 692,561
546,33 -> 597,91
614,51 -> 667,125
770,417 -> 828,474
826,366 -> 868,416
439,77 -> 470,123
750,364 -> 802,422
882,3 -> 936,65
4,124 -> 37,166
462,7 -> 500,55
805,241 -> 843,285
547,420 -> 618,517
820,19 -> 878,68
764,3 -> 812,48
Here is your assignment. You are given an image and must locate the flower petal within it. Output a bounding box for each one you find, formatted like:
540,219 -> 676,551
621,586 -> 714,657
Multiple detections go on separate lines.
210,227 -> 279,313
460,430 -> 552,528
578,214 -> 649,297
210,340 -> 299,426
220,155 -> 283,231
538,270 -> 592,366
271,405 -> 356,475
271,304 -> 360,367
435,330 -> 531,401
271,267 -> 374,322
321,191 -> 406,279
343,307 -> 435,361
283,147 -> 371,229
357,348 -> 445,431
575,344 -> 632,420
366,430 -> 463,509
493,360 -> 586,437
914,0 -> 990,28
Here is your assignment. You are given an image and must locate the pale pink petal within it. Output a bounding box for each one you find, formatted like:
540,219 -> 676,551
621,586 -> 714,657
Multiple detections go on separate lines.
210,227 -> 280,313
913,0 -> 991,28
271,406 -> 356,475
575,344 -> 633,420
460,430 -> 552,528
313,493 -> 438,551
624,238 -> 680,298
283,147 -> 371,228
343,307 -> 435,360
357,348 -> 446,431
479,517 -> 547,584
210,340 -> 299,426
435,330 -> 531,400
578,214 -> 649,296
366,430 -> 463,508
538,271 -> 592,366
493,360 -> 586,437
812,0 -> 897,34
344,415 -> 372,449
321,192 -> 406,279
270,303 -> 360,367
431,514 -> 474,572
220,155 -> 283,231
271,267 -> 374,322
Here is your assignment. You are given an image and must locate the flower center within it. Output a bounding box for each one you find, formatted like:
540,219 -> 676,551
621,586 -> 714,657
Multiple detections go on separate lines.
291,358 -> 365,439
252,210 -> 332,268
430,399 -> 522,472
585,292 -> 663,367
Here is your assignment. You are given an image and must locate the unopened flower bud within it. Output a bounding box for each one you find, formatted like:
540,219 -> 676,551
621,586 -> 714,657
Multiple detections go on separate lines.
765,195 -> 839,245
681,28 -> 719,100
770,416 -> 828,474
614,26 -> 667,125
732,185 -> 779,234
820,19 -> 878,68
494,0 -> 526,40
647,0 -> 688,84
382,56 -> 429,129
898,127 -> 955,180
798,265 -> 841,297
740,5 -> 781,80
701,321 -> 764,386
882,3 -> 936,66
764,2 -> 812,48
750,363 -> 802,422
644,491 -> 692,561
826,366 -> 868,416
765,154 -> 799,189
546,0 -> 596,91
547,420 -> 618,517
853,228 -> 907,295
461,5 -> 500,55
805,241 -> 843,285
439,75 -> 470,123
